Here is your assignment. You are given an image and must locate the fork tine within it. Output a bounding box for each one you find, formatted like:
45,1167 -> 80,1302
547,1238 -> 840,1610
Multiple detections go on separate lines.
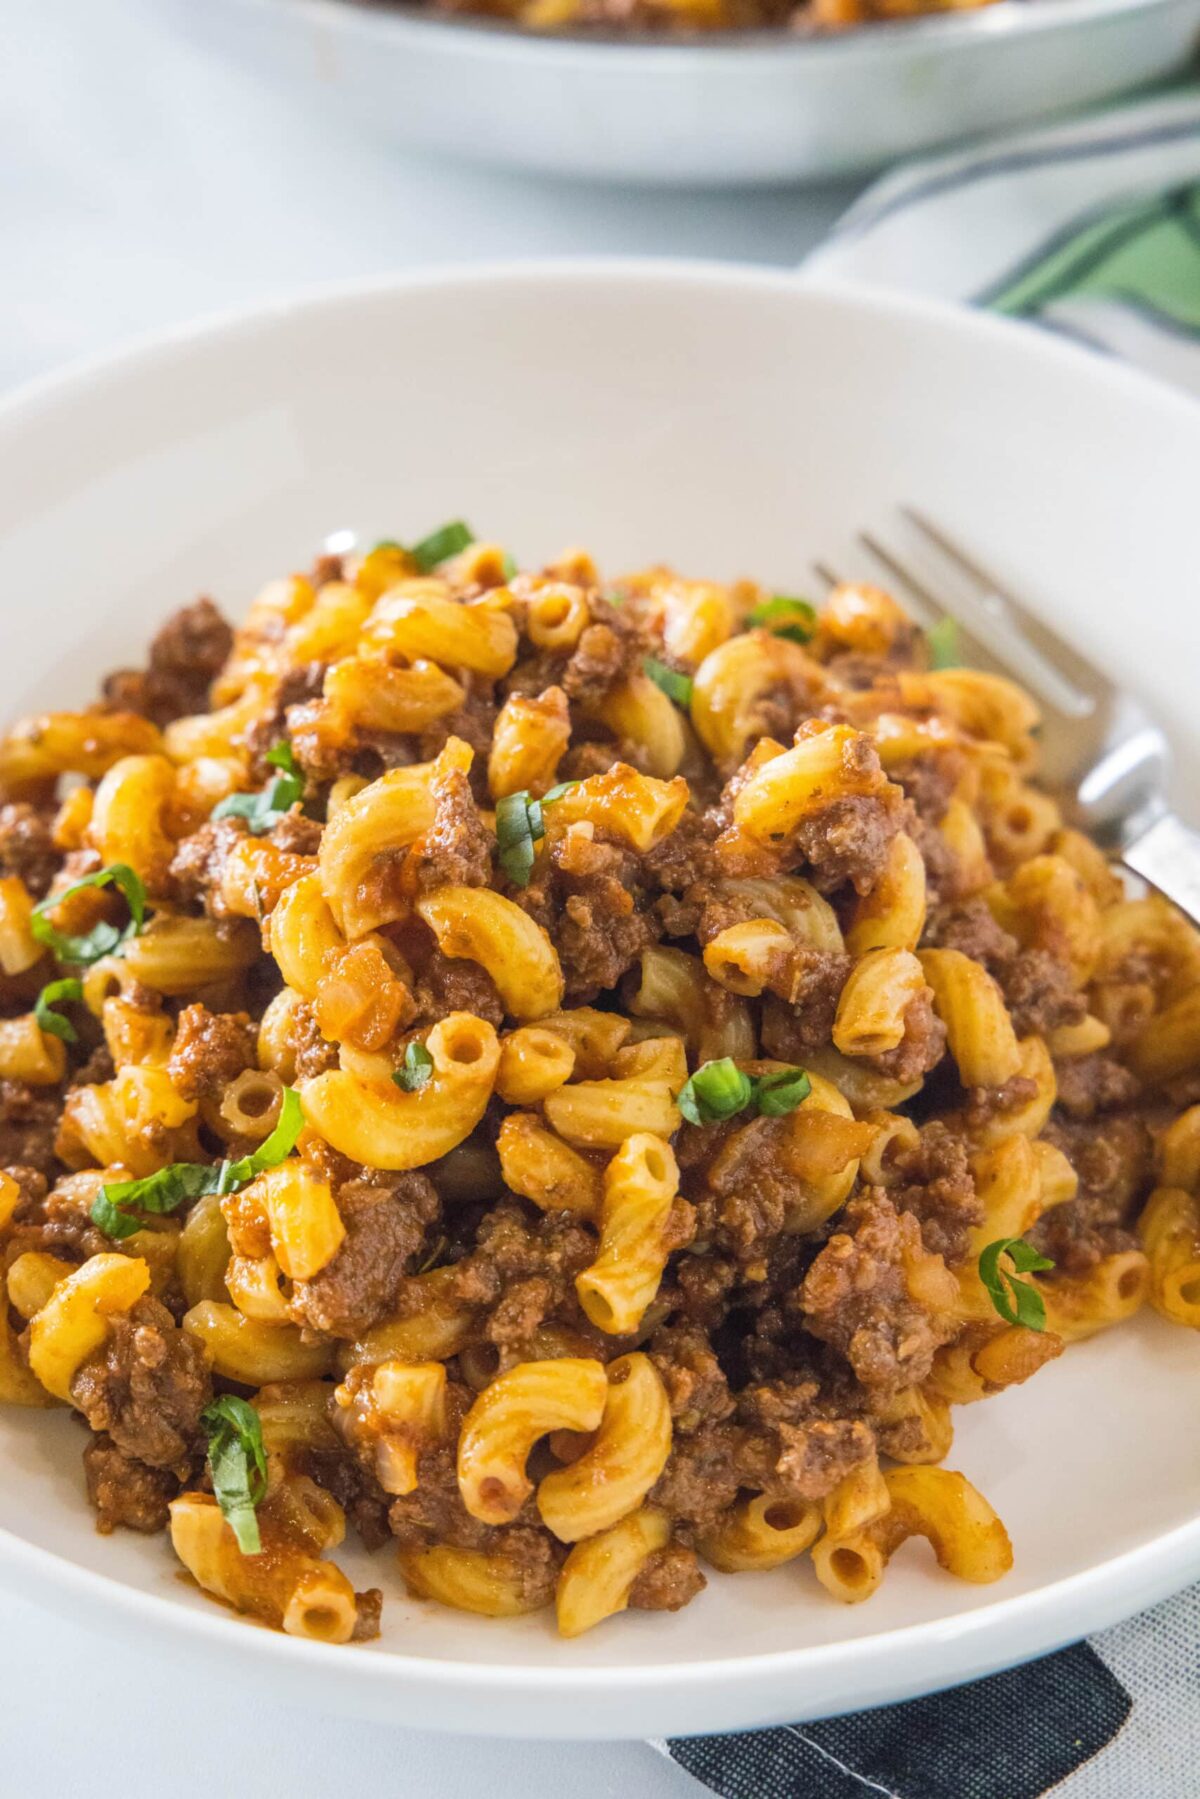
903,507 -> 1108,711
862,525 -> 1095,721
811,560 -> 841,590
856,532 -> 956,633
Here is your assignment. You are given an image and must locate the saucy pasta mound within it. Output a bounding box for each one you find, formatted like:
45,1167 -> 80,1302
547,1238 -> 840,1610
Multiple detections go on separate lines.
0,527 -> 1196,1645
392,0 -> 1007,41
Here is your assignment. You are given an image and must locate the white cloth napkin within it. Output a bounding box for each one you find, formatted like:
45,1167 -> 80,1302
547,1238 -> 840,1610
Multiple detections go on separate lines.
658,86 -> 1200,1799
806,89 -> 1200,392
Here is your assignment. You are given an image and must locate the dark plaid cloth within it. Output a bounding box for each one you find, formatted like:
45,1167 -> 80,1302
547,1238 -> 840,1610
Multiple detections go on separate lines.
665,1643 -> 1132,1799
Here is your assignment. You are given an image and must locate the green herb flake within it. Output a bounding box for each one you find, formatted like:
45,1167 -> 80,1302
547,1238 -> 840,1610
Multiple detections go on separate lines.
202,1395 -> 268,1556
644,658 -> 693,709
495,790 -> 544,889
410,520 -> 474,573
747,595 -> 818,645
978,1236 -> 1055,1332
219,1087 -> 305,1189
927,617 -> 961,670
393,1040 -> 434,1093
264,739 -> 301,780
90,1089 -> 303,1238
676,1059 -> 813,1127
211,743 -> 305,836
541,780 -> 580,806
753,1066 -> 812,1117
500,551 -> 519,582
30,864 -> 148,968
677,1058 -> 755,1127
34,977 -> 84,1045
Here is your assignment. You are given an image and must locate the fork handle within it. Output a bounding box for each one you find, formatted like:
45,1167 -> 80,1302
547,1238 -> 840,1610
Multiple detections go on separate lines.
1120,812 -> 1200,926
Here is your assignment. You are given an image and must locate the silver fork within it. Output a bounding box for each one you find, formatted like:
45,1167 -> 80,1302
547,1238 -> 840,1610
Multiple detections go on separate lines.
815,507 -> 1200,926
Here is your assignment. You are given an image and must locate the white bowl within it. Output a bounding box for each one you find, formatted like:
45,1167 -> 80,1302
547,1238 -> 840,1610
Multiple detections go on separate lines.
162,0 -> 1200,184
1,262 -> 1198,1738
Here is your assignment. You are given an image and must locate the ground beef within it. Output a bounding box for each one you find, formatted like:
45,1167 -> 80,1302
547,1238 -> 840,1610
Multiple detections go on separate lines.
791,790 -> 906,896
289,1000 -> 340,1080
83,1433 -> 177,1534
6,1172 -> 110,1263
450,1201 -> 596,1342
867,988 -> 947,1085
70,1295 -> 210,1474
295,1442 -> 393,1552
665,1251 -> 739,1332
773,1415 -> 875,1499
565,599 -> 647,702
885,1123 -> 981,1266
289,1172 -> 441,1337
649,1421 -> 762,1533
1002,949 -> 1087,1038
415,684 -> 499,791
166,1004 -> 256,1102
103,598 -> 233,726
410,946 -> 505,1029
892,750 -> 966,828
0,801 -> 59,897
407,768 -> 494,892
268,811 -> 323,858
628,1544 -> 706,1612
241,663 -> 329,777
960,1074 -> 1038,1134
518,830 -> 661,1004
310,552 -> 344,588
801,1190 -> 957,1396
0,1080 -> 62,1178
1034,1114 -> 1152,1276
507,594 -> 645,711
922,898 -> 1017,970
168,817 -> 247,914
688,1115 -> 801,1260
760,951 -> 852,1057
1054,1054 -> 1141,1120
351,1589 -> 384,1641
645,808 -> 719,934
648,1323 -> 736,1433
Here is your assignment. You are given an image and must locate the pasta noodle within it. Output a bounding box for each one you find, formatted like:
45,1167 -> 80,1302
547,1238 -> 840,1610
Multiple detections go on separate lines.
0,530 -> 1186,1649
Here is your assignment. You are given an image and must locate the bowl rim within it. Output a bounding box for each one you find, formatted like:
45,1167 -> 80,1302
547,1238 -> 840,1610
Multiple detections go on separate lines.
232,0 -> 1190,59
1,256 -> 1199,1723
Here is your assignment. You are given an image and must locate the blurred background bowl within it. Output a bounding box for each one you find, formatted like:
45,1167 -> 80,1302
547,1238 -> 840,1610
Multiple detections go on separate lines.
161,0 -> 1200,185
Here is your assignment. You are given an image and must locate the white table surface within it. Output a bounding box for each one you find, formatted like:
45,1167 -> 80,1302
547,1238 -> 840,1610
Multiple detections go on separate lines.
0,2 -> 859,1792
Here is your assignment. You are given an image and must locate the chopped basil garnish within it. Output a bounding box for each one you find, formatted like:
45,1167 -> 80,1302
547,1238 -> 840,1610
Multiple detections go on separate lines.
393,1041 -> 434,1093
676,1059 -> 812,1127
34,977 -> 84,1045
644,658 -> 693,708
90,1089 -> 304,1239
747,595 -> 817,645
496,791 -> 541,889
978,1236 -> 1055,1332
410,520 -> 474,573
927,617 -> 961,670
31,864 -> 147,968
202,1395 -> 268,1556
495,783 -> 578,889
677,1058 -> 754,1126
264,738 -> 301,780
211,740 -> 304,835
91,1161 -> 222,1241
753,1066 -> 813,1117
